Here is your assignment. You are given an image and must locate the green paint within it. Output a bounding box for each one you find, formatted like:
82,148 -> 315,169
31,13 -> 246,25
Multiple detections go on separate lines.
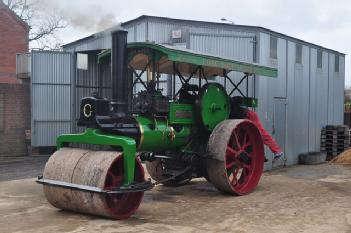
242,97 -> 258,108
199,83 -> 230,131
57,128 -> 136,185
98,43 -> 278,77
135,116 -> 191,152
169,103 -> 194,125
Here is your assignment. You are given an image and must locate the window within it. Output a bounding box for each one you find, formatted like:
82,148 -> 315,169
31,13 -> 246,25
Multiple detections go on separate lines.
295,44 -> 302,64
335,55 -> 339,72
270,36 -> 278,59
77,53 -> 88,70
317,50 -> 322,68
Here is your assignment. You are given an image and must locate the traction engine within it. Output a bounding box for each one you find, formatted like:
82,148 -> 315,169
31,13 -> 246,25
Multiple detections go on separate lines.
37,30 -> 277,219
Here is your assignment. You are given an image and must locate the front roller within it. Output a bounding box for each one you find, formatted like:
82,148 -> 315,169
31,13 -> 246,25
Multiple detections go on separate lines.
206,119 -> 265,195
42,148 -> 145,219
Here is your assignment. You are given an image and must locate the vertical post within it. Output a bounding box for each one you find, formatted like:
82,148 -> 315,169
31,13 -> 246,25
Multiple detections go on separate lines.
147,65 -> 151,83
199,67 -> 202,88
71,52 -> 77,133
173,62 -> 176,100
223,69 -> 227,92
98,59 -> 102,96
152,51 -> 156,82
167,74 -> 172,98
156,62 -> 159,90
253,74 -> 256,108
246,74 -> 249,98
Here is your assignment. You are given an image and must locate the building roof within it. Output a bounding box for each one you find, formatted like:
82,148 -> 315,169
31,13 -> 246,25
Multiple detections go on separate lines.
63,15 -> 345,55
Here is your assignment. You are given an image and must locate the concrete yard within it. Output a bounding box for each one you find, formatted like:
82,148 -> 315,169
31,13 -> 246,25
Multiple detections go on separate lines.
1,163 -> 351,233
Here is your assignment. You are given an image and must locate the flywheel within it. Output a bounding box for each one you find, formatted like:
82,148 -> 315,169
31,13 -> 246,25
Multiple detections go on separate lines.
195,83 -> 231,131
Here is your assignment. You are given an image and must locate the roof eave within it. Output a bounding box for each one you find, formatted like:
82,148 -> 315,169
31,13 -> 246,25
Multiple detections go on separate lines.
63,15 -> 346,56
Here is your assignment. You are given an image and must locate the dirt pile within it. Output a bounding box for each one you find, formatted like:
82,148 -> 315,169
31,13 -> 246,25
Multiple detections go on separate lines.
331,149 -> 351,165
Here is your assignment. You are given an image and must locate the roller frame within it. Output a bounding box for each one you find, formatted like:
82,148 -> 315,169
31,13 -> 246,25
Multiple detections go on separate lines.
36,176 -> 153,194
57,128 -> 136,185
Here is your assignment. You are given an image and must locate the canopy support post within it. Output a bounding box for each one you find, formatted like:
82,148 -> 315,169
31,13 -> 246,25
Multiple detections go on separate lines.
225,72 -> 248,97
129,59 -> 151,90
172,62 -> 176,100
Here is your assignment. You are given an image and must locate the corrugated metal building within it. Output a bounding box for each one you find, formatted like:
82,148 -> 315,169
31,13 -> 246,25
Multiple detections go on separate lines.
28,15 -> 345,169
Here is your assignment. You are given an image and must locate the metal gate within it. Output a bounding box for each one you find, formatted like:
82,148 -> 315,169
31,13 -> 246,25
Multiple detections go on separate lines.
31,51 -> 73,146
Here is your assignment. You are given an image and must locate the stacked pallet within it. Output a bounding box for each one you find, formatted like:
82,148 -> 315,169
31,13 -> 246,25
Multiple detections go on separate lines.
321,125 -> 350,160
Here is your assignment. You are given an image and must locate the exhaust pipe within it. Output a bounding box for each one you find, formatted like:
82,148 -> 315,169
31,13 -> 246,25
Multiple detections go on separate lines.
111,30 -> 129,116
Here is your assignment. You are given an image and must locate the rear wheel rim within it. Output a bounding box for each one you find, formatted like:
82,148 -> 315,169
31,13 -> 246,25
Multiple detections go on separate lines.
104,156 -> 144,219
225,121 -> 264,194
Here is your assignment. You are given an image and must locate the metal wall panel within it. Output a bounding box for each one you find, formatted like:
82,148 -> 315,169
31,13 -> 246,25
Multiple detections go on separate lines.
16,53 -> 31,76
74,53 -> 112,133
64,36 -> 111,53
125,21 -> 256,98
332,55 -> 345,124
31,51 -> 72,146
326,53 -> 345,125
135,22 -> 146,42
308,49 -> 329,152
272,97 -> 287,168
259,31 -> 345,166
146,20 -> 256,44
188,33 -> 255,97
256,33 -> 285,169
259,33 -> 312,166
327,53 -> 335,124
285,44 -> 310,165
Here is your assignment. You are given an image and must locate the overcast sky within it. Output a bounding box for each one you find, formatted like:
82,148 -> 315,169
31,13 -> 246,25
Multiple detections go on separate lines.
36,0 -> 350,86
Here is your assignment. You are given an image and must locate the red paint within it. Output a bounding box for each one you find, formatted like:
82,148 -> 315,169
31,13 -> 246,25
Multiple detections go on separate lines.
0,4 -> 29,83
246,110 -> 282,154
225,120 -> 265,194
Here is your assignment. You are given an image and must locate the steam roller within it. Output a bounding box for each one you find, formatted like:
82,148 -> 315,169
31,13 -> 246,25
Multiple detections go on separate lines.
37,29 -> 278,219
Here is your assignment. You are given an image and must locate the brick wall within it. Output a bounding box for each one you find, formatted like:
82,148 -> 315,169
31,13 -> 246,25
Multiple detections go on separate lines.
0,4 -> 29,82
0,82 -> 30,156
0,4 -> 30,156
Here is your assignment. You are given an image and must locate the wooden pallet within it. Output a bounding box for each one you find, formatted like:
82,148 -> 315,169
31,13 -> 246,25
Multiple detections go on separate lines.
320,125 -> 350,160
321,148 -> 348,152
321,141 -> 350,146
324,151 -> 341,156
321,134 -> 350,138
324,125 -> 349,131
321,131 -> 350,136
320,142 -> 350,147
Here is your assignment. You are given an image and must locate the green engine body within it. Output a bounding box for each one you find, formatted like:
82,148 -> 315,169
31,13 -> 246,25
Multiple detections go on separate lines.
57,83 -> 233,185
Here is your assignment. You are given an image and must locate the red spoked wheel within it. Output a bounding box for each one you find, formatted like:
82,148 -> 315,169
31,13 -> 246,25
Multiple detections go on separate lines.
206,119 -> 264,195
104,156 -> 145,219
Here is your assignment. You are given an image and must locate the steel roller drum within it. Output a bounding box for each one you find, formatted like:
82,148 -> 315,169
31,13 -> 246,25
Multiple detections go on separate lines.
43,148 -> 144,219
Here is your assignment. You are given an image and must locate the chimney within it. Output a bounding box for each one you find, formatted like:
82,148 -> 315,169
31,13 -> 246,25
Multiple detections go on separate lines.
111,30 -> 129,117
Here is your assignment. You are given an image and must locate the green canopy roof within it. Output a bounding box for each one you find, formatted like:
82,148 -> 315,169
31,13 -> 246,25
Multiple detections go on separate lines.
98,42 -> 277,78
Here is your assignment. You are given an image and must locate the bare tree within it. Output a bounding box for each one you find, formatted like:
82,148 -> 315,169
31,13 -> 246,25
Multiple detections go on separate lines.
3,0 -> 67,49
345,87 -> 351,103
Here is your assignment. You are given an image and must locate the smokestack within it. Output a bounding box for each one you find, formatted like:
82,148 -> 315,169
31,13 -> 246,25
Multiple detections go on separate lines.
111,30 -> 128,116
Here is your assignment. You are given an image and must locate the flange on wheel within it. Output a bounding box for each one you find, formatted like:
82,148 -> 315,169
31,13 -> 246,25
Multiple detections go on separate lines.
43,148 -> 145,219
206,119 -> 264,195
146,159 -> 192,186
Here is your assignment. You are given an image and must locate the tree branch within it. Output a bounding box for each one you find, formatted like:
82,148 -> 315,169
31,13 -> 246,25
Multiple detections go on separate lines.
3,0 -> 67,49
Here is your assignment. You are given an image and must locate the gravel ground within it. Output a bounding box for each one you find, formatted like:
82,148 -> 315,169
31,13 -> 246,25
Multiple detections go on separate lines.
0,162 -> 351,233
0,155 -> 49,181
